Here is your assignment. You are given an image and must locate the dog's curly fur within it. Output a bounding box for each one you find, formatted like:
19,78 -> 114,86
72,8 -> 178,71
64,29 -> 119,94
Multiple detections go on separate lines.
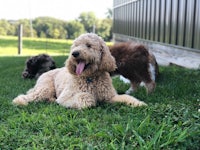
13,33 -> 146,109
22,54 -> 56,79
109,42 -> 159,94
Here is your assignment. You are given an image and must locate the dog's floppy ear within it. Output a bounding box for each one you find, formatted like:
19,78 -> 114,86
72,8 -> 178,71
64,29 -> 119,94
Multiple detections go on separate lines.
99,43 -> 116,72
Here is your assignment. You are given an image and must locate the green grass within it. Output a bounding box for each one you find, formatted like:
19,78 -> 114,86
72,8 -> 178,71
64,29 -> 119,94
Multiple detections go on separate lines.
0,36 -> 72,56
0,36 -> 113,56
0,37 -> 199,149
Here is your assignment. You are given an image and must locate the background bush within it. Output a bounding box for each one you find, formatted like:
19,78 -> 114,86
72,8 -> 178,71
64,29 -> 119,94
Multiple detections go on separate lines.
0,10 -> 113,41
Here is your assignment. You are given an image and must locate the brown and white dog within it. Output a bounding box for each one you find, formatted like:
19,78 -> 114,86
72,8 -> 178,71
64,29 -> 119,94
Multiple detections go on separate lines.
109,42 -> 159,94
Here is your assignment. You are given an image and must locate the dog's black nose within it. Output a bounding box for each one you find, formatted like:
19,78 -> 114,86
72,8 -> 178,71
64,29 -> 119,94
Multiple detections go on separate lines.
72,51 -> 79,58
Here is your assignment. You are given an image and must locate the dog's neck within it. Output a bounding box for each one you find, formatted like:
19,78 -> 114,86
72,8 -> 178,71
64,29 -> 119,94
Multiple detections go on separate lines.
78,72 -> 105,84
86,77 -> 94,83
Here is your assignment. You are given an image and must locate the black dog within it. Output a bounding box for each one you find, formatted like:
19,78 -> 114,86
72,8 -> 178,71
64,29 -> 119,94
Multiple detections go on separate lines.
22,54 -> 56,79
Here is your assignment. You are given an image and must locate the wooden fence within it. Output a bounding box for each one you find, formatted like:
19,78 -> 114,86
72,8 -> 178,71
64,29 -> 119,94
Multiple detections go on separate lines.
113,0 -> 200,51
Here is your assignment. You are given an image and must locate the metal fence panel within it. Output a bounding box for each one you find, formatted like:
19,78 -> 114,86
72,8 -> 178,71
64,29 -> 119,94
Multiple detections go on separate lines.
142,0 -> 147,39
113,0 -> 200,51
171,0 -> 179,45
185,0 -> 196,48
136,1 -> 140,37
159,0 -> 166,43
139,0 -> 143,38
120,4 -> 123,34
150,0 -> 156,41
130,2 -> 134,36
194,0 -> 200,49
155,0 -> 160,42
133,2 -> 137,37
128,3 -> 131,36
146,0 -> 151,40
165,0 -> 172,44
177,0 -> 186,47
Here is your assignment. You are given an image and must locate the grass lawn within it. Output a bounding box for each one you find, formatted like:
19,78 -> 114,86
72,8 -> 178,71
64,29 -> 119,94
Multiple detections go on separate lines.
0,36 -> 199,149
0,36 -> 72,56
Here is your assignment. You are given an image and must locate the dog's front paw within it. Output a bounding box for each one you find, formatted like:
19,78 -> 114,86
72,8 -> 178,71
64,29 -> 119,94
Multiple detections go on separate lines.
12,95 -> 28,106
126,97 -> 147,107
131,100 -> 147,107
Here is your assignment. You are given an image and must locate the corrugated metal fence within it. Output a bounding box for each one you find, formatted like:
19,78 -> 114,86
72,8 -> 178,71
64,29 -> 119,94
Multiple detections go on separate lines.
113,0 -> 200,51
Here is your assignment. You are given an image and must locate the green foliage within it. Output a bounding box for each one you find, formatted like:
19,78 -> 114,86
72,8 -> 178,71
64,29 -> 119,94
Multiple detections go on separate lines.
65,20 -> 85,39
33,17 -> 67,39
0,10 -> 113,41
96,18 -> 113,41
0,27 -> 7,35
18,19 -> 38,37
0,37 -> 198,149
78,12 -> 97,33
106,8 -> 113,19
0,19 -> 15,35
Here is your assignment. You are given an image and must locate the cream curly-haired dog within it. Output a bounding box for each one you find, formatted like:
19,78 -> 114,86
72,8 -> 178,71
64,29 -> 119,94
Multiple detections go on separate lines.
13,33 -> 146,109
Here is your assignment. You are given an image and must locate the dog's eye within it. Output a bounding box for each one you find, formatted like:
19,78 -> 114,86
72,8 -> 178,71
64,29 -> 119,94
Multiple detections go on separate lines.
86,43 -> 91,48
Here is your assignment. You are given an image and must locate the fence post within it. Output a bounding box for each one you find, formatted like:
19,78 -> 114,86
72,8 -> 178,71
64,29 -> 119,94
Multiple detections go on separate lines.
18,24 -> 23,55
92,24 -> 96,33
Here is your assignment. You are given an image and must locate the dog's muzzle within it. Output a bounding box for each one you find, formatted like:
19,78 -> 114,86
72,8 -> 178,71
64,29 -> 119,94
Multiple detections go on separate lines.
22,71 -> 34,79
72,51 -> 80,58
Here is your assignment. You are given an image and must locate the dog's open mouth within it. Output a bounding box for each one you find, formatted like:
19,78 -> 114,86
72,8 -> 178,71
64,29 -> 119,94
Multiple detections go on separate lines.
76,60 -> 90,75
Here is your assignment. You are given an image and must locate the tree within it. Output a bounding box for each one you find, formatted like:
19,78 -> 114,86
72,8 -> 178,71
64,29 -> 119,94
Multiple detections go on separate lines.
0,27 -> 7,35
96,18 -> 113,41
33,17 -> 67,39
50,28 -> 60,39
65,20 -> 85,39
0,19 -> 15,36
0,9 -> 113,40
78,12 -> 96,33
33,17 -> 52,37
17,19 -> 37,37
106,8 -> 113,19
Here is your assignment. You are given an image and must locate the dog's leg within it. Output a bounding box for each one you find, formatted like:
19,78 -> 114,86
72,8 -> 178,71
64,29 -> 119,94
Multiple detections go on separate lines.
125,87 -> 134,94
145,81 -> 156,93
110,94 -> 147,107
149,63 -> 156,81
12,87 -> 55,106
125,82 -> 139,94
128,80 -> 156,94
13,76 -> 55,106
119,75 -> 130,84
56,91 -> 96,109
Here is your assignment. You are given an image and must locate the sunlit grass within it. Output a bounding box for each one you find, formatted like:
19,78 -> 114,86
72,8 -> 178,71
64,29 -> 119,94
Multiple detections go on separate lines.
0,35 -> 112,56
0,36 -> 73,56
0,47 -> 69,56
0,35 -> 72,43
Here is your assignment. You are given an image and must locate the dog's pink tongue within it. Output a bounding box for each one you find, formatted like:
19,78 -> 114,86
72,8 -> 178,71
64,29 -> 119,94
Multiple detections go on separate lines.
76,62 -> 85,75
